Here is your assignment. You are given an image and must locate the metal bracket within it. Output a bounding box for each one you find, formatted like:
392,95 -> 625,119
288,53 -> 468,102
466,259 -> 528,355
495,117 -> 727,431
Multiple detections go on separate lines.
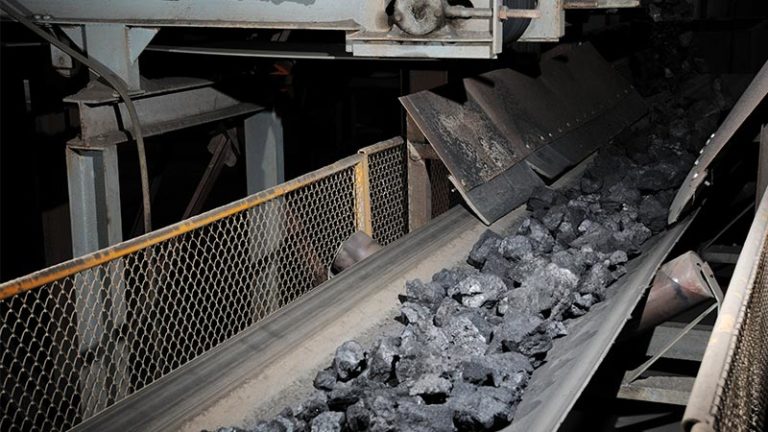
59,24 -> 159,91
624,262 -> 724,384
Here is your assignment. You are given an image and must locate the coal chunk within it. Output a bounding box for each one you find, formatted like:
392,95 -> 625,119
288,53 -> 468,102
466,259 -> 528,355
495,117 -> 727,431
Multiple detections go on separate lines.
404,279 -> 445,308
368,337 -> 400,382
442,315 -> 488,357
314,368 -> 337,391
400,301 -> 432,325
295,393 -> 329,423
520,263 -> 579,315
327,381 -> 365,410
512,332 -> 553,358
333,341 -> 366,381
550,249 -> 587,277
519,218 -> 555,254
499,235 -> 534,262
527,186 -> 566,212
571,221 -> 617,254
396,401 -> 455,432
310,411 -> 344,432
449,383 -> 517,430
408,373 -> 452,398
447,273 -> 505,308
432,267 -> 476,290
580,175 -> 603,194
250,421 -> 288,432
491,313 -> 541,351
461,352 -> 532,389
638,195 -> 668,233
481,252 -> 514,286
578,263 -> 614,300
468,230 -> 503,268
345,401 -> 371,432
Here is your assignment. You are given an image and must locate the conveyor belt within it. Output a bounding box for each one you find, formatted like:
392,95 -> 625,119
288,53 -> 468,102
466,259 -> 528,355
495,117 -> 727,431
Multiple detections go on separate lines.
72,205 -> 530,432
73,151 -> 698,432
508,213 -> 695,432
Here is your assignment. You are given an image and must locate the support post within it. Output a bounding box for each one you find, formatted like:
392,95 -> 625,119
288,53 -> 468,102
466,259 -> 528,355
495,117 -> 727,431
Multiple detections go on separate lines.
66,143 -> 130,417
66,144 -> 123,256
80,24 -> 158,92
407,139 -> 433,231
354,156 -> 374,236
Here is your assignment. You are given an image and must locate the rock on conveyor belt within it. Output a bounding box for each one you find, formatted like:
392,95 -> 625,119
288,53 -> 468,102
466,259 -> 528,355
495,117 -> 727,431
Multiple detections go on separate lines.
211,79 -> 727,432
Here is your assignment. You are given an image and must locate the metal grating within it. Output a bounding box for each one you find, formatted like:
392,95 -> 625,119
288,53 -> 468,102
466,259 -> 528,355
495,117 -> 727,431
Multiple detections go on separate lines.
0,139 -> 408,432
711,232 -> 768,432
367,141 -> 408,246
429,159 -> 460,219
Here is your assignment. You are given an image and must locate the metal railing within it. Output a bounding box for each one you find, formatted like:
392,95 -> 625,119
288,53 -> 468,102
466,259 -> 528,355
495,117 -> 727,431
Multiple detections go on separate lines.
684,191 -> 768,432
0,138 -> 408,432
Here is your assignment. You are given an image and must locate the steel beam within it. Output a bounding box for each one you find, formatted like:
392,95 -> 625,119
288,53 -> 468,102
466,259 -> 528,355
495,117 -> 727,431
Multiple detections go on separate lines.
65,78 -> 262,146
66,144 -> 123,256
9,0 -> 384,31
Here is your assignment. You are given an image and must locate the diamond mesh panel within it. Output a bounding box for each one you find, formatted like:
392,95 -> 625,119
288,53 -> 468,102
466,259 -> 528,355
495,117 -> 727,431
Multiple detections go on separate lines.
1,140 -> 413,432
429,159 -> 460,219
711,231 -> 768,432
368,143 -> 408,246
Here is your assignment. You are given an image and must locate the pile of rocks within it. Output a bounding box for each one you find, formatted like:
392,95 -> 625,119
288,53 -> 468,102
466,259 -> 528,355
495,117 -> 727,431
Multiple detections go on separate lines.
213,130 -> 701,432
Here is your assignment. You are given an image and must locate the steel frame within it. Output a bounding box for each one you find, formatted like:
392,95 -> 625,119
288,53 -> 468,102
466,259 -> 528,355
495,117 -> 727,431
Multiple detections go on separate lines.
6,0 -> 639,64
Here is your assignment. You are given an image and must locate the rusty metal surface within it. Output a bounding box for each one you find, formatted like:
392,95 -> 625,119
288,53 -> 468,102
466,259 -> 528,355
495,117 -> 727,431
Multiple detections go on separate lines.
669,59 -> 768,223
506,213 -> 696,432
400,43 -> 646,224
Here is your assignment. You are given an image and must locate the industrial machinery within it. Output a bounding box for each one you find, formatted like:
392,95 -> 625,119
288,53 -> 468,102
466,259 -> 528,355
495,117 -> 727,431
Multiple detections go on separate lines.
1,1 -> 767,432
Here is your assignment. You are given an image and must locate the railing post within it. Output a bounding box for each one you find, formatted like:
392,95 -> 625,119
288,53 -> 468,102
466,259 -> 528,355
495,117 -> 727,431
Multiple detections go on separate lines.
354,155 -> 374,236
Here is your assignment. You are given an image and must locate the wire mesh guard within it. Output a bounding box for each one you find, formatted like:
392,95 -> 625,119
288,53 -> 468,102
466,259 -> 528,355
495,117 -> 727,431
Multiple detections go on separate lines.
0,139 -> 408,432
367,144 -> 408,246
711,233 -> 768,432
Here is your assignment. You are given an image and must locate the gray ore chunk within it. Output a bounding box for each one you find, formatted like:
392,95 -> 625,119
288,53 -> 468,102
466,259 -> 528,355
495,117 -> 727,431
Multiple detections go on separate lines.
447,273 -> 505,308
396,401 -> 455,432
404,279 -> 446,307
310,411 -> 344,432
499,235 -> 534,262
468,230 -> 504,268
313,368 -> 337,391
449,383 -> 517,431
368,337 -> 400,382
334,341 -> 366,381
407,373 -> 452,397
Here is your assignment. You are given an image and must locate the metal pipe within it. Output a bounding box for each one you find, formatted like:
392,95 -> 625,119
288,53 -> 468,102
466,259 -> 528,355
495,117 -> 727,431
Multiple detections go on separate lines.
635,251 -> 719,333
